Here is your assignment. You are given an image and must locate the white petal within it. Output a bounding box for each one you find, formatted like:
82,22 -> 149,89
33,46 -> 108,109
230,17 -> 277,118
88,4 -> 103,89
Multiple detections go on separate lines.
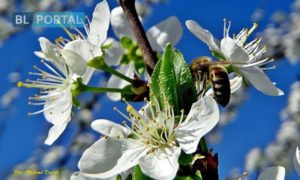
81,67 -> 95,84
88,0 -> 110,46
293,146 -> 300,176
91,119 -> 131,137
147,16 -> 182,51
44,121 -> 69,145
71,172 -> 118,180
185,20 -> 220,51
34,51 -> 46,59
61,49 -> 87,76
43,89 -> 72,126
103,38 -> 124,66
230,76 -> 243,94
176,96 -> 219,154
78,139 -> 147,179
78,138 -> 123,176
35,37 -> 60,61
239,67 -> 284,96
111,7 -> 136,40
106,63 -> 135,101
139,147 -> 181,180
64,40 -> 102,62
220,37 -> 249,62
258,166 -> 285,180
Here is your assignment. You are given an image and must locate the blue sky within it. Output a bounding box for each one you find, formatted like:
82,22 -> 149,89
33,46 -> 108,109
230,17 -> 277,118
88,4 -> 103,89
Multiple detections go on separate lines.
0,0 -> 299,179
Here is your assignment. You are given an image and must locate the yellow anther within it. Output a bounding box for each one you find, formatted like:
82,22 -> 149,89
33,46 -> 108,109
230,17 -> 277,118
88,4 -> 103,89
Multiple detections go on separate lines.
17,81 -> 23,87
126,105 -> 133,113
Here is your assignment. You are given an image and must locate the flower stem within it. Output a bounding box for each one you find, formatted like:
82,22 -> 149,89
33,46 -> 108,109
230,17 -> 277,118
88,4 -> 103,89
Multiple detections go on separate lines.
104,65 -> 134,84
73,80 -> 133,95
84,86 -> 126,93
119,0 -> 157,74
87,56 -> 134,83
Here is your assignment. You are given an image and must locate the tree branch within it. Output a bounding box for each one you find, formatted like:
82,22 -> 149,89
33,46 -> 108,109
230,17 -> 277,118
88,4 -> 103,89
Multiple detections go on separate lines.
120,0 -> 157,73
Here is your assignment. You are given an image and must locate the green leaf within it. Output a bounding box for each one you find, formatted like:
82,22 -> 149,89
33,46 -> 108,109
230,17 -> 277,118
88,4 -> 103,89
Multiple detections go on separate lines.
198,138 -> 208,152
133,165 -> 153,180
174,172 -> 202,180
178,152 -> 193,166
150,44 -> 179,114
150,44 -> 197,115
173,50 -> 197,112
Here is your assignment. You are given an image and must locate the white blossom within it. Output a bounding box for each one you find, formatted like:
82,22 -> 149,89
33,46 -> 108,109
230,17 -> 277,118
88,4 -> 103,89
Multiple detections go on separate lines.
72,96 -> 219,179
19,0 -> 110,145
186,20 -> 283,96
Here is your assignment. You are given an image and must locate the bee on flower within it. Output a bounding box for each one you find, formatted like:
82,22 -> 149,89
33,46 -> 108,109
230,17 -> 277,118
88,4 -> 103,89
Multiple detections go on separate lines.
186,19 -> 284,96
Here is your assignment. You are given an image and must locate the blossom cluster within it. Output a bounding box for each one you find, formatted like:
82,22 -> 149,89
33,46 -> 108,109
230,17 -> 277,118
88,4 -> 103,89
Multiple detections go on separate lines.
17,0 -> 293,179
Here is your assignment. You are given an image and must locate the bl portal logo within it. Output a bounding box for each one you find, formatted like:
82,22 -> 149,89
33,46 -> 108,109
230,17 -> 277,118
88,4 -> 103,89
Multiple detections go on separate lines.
13,12 -> 85,28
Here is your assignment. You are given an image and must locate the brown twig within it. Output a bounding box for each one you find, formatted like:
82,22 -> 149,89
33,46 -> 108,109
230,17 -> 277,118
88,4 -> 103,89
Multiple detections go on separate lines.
120,0 -> 157,73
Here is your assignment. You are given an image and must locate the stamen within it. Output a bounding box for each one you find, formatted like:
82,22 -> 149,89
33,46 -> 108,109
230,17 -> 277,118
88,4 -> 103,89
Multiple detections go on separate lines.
248,22 -> 258,36
114,107 -> 133,123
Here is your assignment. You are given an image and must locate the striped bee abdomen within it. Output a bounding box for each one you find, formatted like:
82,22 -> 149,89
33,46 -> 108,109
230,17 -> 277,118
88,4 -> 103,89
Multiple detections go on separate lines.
210,66 -> 231,107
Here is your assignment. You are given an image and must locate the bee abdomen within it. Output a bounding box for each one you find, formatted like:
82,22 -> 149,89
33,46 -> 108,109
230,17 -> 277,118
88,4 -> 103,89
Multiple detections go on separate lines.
210,67 -> 231,107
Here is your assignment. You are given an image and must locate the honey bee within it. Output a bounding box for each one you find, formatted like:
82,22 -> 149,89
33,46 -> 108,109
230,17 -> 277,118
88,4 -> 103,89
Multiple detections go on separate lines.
190,57 -> 230,107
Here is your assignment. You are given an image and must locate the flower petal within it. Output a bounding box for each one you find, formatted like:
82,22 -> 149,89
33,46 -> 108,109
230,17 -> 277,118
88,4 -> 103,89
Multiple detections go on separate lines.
185,20 -> 220,51
147,16 -> 182,51
43,90 -> 72,145
239,67 -> 284,96
139,147 -> 181,180
258,166 -> 285,180
111,7 -> 136,40
71,172 -> 118,180
61,49 -> 87,76
44,121 -> 69,145
230,76 -> 243,94
220,37 -> 249,62
81,67 -> 95,84
87,0 -> 110,46
35,37 -> 60,61
78,139 -> 147,179
91,119 -> 131,137
64,40 -> 102,62
293,146 -> 300,176
176,96 -> 219,154
103,38 -> 124,66
43,89 -> 72,126
107,63 -> 135,101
